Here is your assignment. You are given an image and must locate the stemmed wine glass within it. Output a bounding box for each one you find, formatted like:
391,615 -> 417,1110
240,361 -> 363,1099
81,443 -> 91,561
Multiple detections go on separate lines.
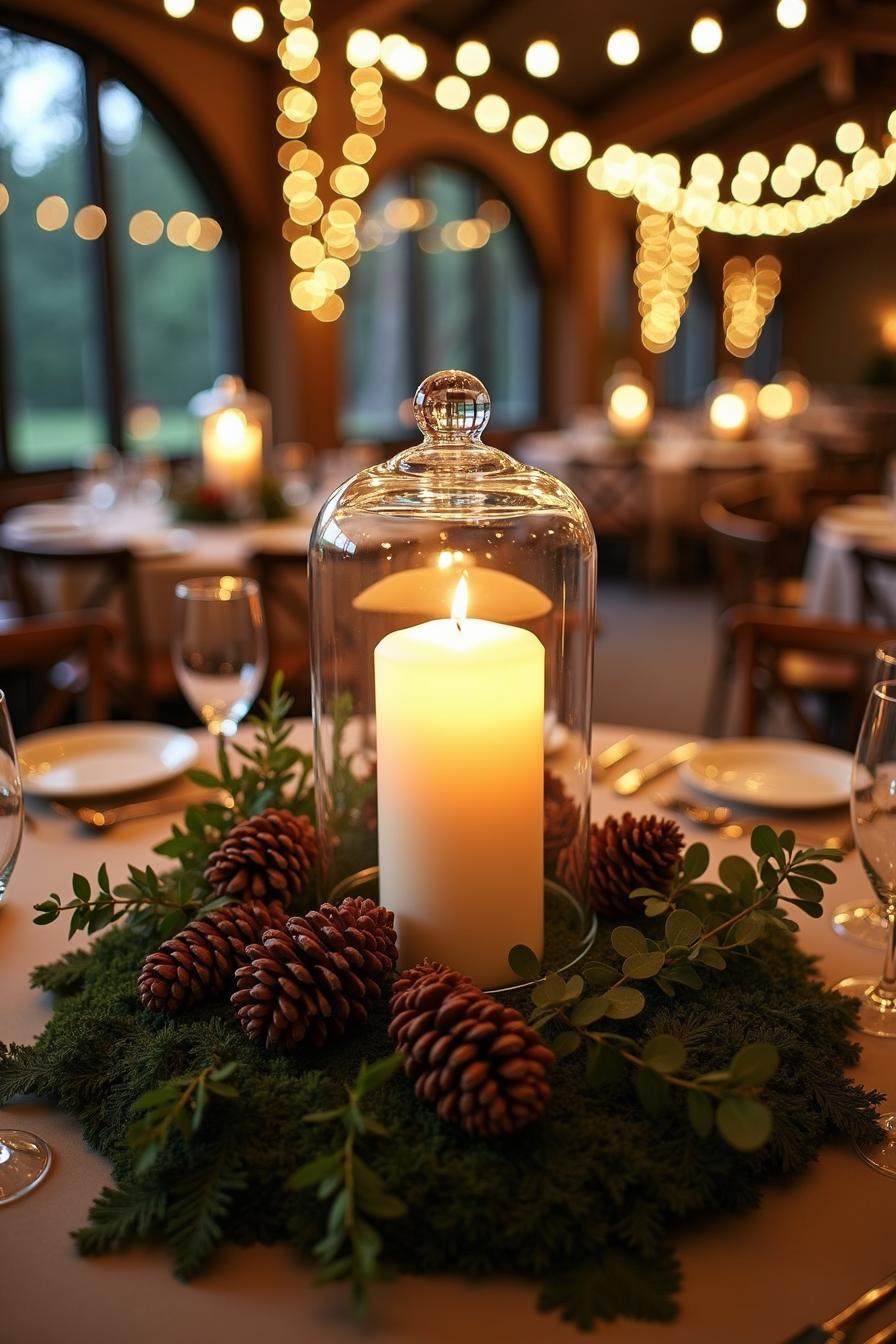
0,689 -> 53,1205
834,680 -> 896,1176
833,643 -> 896,946
172,577 -> 268,737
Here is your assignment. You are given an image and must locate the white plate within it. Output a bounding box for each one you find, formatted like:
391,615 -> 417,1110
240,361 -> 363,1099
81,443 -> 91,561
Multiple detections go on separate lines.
680,738 -> 853,810
18,723 -> 199,799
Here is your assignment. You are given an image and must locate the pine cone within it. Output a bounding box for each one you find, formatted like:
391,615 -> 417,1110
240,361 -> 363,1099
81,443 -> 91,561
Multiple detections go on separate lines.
389,960 -> 554,1137
205,809 -> 317,910
232,896 -> 397,1052
544,768 -> 580,865
138,900 -> 289,1013
560,813 -> 684,920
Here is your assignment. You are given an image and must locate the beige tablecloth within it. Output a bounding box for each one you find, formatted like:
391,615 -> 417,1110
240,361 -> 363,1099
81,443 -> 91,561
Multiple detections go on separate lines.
2,723 -> 895,1344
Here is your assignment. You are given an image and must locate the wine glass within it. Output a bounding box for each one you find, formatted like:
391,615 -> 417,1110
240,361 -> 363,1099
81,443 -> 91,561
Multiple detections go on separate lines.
0,689 -> 53,1205
833,644 -> 896,946
834,682 -> 896,1176
172,577 -> 268,737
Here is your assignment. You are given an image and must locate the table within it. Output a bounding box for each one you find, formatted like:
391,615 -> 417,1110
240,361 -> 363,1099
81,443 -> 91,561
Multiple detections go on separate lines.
0,502 -> 314,651
804,496 -> 896,622
3,722 -> 895,1344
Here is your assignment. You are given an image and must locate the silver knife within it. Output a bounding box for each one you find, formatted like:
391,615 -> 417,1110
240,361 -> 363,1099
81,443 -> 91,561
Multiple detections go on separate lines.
613,742 -> 701,797
782,1269 -> 896,1343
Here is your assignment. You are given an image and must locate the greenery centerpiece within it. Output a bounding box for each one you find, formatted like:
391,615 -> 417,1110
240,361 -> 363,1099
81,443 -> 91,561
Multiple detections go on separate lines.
0,679 -> 881,1331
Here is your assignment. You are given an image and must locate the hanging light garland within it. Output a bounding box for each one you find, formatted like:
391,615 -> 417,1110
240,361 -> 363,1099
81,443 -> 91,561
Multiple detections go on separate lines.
722,256 -> 782,358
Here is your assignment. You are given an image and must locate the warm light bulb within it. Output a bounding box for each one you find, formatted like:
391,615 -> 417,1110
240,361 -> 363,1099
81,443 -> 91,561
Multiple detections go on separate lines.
607,28 -> 639,65
525,39 -> 559,78
709,392 -> 748,436
836,121 -> 864,154
512,114 -> 549,153
756,382 -> 793,419
474,94 -> 510,133
231,5 -> 263,41
776,0 -> 807,28
882,315 -> 896,352
785,143 -> 816,177
163,0 -> 194,16
691,15 -> 722,53
771,164 -> 800,197
456,39 -> 490,76
346,28 -> 380,67
451,573 -> 469,628
435,75 -> 470,109
608,384 -> 651,436
550,130 -> 592,171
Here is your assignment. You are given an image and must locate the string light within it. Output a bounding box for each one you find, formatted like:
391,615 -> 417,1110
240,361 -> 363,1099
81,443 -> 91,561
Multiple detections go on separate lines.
512,114 -> 549,154
163,0 -> 194,15
129,210 -> 163,245
0,185 -> 8,215
456,40 -> 490,76
73,205 -> 106,240
776,0 -> 807,28
525,39 -> 559,78
607,28 -> 639,65
550,131 -> 592,171
691,15 -> 722,53
473,94 -> 510,133
345,28 -> 380,67
836,121 -> 864,154
232,6 -> 264,42
435,75 -> 470,109
35,196 -> 68,230
723,255 -> 781,358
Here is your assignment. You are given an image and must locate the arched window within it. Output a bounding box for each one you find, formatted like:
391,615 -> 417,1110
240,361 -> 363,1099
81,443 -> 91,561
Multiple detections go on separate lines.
0,22 -> 240,472
342,160 -> 541,439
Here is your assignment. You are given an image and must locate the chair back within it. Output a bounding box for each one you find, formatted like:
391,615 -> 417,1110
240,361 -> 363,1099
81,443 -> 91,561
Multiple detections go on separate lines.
853,547 -> 896,626
0,610 -> 120,729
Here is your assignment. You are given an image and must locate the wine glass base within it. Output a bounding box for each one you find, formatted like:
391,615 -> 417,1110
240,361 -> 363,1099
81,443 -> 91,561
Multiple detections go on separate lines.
832,901 -> 888,948
0,1130 -> 52,1204
857,1112 -> 896,1179
833,977 -> 896,1038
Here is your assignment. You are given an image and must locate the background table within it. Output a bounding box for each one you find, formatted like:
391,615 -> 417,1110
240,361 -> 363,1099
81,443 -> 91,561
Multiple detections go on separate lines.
3,722 -> 896,1344
803,496 -> 896,621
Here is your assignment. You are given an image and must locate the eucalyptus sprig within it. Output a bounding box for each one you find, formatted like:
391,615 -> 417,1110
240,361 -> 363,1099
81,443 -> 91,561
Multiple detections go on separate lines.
288,1055 -> 407,1318
511,825 -> 845,1151
33,862 -> 235,941
127,1061 -> 239,1175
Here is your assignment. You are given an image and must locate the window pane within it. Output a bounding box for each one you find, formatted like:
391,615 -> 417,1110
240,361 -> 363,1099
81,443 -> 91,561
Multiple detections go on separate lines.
100,80 -> 234,458
343,161 -> 541,439
0,29 -> 109,470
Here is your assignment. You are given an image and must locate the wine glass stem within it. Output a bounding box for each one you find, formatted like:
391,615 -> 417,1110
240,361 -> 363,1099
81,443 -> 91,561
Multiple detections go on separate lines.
876,900 -> 896,1005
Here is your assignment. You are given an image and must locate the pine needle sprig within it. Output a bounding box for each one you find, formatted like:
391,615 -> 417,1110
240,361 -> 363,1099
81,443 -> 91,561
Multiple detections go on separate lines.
33,862 -> 234,942
288,1054 -> 407,1318
127,1060 -> 240,1175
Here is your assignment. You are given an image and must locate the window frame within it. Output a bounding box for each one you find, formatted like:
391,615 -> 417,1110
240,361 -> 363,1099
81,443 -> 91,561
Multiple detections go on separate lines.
0,8 -> 245,478
342,154 -> 545,443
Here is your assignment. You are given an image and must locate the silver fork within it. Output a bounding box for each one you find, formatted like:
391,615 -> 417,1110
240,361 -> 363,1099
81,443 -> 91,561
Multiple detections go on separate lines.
653,793 -> 855,852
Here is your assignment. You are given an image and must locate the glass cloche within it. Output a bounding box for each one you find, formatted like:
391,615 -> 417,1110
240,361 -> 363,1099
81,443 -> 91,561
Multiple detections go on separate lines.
308,371 -> 597,990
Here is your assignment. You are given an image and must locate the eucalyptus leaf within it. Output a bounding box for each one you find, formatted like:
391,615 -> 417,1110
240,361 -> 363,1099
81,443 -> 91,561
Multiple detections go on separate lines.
635,1067 -> 670,1117
603,986 -> 646,1020
664,909 -> 703,947
611,926 -> 648,958
641,1034 -> 686,1075
508,944 -> 543,982
682,842 -> 710,882
715,1096 -> 772,1151
728,1042 -> 779,1088
621,951 -> 665,980
687,1090 -> 714,1139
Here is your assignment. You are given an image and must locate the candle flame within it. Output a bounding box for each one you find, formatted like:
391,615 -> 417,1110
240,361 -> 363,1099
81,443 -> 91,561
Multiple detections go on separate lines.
451,572 -> 469,630
216,407 -> 248,448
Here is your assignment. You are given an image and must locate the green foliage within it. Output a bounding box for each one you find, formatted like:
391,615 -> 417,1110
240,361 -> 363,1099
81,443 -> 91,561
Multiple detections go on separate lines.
127,1060 -> 239,1175
288,1055 -> 407,1318
518,828 -> 845,1153
538,1246 -> 681,1330
323,692 -> 377,887
32,673 -> 314,940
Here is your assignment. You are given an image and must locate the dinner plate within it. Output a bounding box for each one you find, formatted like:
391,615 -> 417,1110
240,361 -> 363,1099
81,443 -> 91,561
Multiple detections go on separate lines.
18,723 -> 199,799
680,738 -> 853,809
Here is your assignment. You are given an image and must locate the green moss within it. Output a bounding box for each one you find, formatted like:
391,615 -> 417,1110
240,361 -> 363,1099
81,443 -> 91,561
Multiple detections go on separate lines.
2,919 -> 882,1332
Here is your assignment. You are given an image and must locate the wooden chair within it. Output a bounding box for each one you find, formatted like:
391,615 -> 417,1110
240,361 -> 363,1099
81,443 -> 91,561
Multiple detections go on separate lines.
724,605 -> 896,741
249,548 -> 312,711
0,539 -> 176,717
854,547 -> 896,626
0,611 -> 119,730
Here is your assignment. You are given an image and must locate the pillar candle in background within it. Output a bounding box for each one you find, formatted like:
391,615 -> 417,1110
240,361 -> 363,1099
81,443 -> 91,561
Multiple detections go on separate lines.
374,577 -> 544,988
202,407 -> 263,495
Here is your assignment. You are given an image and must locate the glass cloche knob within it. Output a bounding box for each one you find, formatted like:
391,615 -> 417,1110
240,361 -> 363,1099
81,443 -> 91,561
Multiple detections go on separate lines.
413,369 -> 491,442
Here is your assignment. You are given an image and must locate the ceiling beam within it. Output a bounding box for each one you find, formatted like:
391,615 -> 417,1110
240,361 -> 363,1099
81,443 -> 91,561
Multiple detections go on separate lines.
316,0 -> 423,34
587,29 -> 825,150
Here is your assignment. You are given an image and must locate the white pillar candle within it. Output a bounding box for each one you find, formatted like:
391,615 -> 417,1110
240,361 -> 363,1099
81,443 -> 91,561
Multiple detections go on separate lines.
202,408 -> 263,494
374,577 -> 544,988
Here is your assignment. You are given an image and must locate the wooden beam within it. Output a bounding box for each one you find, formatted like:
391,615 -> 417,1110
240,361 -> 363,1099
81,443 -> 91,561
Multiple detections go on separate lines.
587,29 -> 824,150
316,0 -> 423,33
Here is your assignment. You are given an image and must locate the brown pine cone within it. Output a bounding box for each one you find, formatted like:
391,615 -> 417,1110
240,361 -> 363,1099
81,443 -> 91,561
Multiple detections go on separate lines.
232,896 -> 397,1052
204,809 -> 317,910
560,813 -> 685,920
389,960 -> 554,1137
138,900 -> 289,1013
544,768 -> 580,866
